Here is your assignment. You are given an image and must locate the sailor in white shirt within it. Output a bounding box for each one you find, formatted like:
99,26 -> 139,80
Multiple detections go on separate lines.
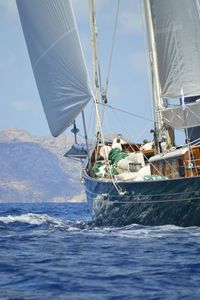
112,134 -> 126,150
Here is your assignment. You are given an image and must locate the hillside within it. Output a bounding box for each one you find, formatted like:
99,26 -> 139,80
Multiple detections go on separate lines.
0,128 -> 86,202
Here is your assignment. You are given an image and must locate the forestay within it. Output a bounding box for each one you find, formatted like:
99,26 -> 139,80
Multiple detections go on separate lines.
16,0 -> 93,137
149,0 -> 200,99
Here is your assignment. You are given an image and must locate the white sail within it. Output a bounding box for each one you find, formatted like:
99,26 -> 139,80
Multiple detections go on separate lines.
162,102 -> 200,129
16,0 -> 93,137
149,0 -> 200,99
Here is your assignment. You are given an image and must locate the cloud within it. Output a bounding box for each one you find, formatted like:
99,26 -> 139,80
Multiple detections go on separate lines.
0,0 -> 17,18
119,11 -> 143,36
0,49 -> 15,71
12,100 -> 39,113
118,0 -> 144,36
72,0 -> 110,18
71,0 -> 88,21
12,100 -> 30,112
128,51 -> 148,75
72,0 -> 143,36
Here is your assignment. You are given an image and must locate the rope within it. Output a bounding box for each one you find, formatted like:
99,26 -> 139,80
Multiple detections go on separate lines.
85,186 -> 199,198
86,194 -> 200,204
191,137 -> 200,146
84,187 -> 200,204
92,101 -> 167,177
97,103 -> 165,176
186,103 -> 200,125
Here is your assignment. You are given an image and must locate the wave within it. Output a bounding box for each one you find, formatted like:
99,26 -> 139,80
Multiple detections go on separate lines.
84,223 -> 200,240
0,213 -> 63,226
0,213 -> 199,238
0,213 -> 92,232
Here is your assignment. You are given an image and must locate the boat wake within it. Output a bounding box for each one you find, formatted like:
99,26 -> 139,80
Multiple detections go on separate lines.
0,212 -> 199,239
0,213 -> 93,232
0,213 -> 61,225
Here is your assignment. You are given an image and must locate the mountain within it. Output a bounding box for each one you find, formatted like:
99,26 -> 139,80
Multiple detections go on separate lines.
0,128 -> 86,202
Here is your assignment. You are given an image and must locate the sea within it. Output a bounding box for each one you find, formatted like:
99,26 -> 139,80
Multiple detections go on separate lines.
0,203 -> 200,300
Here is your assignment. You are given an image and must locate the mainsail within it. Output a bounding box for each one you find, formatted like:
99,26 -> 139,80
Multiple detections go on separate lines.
149,0 -> 200,99
16,0 -> 93,137
146,0 -> 200,132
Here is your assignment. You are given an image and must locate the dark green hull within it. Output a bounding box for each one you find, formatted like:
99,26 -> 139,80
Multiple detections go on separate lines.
83,171 -> 200,226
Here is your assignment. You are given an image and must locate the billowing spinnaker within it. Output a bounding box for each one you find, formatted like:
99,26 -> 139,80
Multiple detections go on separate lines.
150,0 -> 200,99
16,0 -> 92,137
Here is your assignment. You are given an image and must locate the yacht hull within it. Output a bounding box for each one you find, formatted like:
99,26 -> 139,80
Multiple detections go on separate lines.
83,171 -> 200,226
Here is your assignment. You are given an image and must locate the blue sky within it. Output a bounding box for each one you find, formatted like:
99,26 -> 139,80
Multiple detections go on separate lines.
0,0 -> 155,143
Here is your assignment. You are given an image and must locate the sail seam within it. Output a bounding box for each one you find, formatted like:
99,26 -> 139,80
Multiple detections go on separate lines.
33,27 -> 76,70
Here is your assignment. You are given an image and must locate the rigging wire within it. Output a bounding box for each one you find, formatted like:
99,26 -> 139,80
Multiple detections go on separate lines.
104,0 -> 120,97
95,104 -> 166,177
88,0 -> 129,195
98,102 -> 181,178
97,101 -> 153,123
87,0 -> 177,190
102,102 -> 151,142
98,0 -> 120,130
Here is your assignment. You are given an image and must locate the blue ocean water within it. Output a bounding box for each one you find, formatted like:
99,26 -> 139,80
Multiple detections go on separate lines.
0,203 -> 200,300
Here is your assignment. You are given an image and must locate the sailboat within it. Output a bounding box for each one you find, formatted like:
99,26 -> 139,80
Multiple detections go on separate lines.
16,0 -> 200,226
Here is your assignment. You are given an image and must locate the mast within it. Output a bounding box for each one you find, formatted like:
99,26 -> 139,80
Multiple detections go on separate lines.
143,0 -> 164,151
82,110 -> 90,161
88,0 -> 114,178
88,0 -> 102,145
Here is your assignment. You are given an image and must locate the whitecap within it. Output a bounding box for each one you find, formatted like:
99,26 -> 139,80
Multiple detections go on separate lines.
0,213 -> 63,226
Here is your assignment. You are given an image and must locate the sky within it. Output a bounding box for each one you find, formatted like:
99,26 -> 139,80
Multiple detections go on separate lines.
0,0 -> 155,143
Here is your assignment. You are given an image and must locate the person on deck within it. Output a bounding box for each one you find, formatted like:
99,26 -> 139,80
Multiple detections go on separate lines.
112,134 -> 126,151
